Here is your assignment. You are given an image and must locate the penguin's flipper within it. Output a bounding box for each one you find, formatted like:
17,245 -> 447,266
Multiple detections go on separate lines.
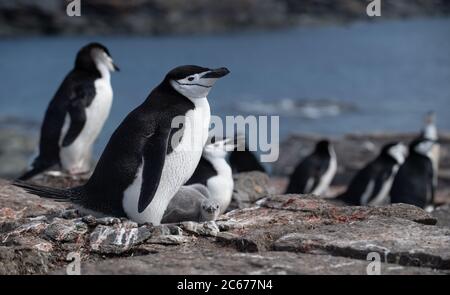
62,99 -> 87,147
138,128 -> 171,213
62,83 -> 95,147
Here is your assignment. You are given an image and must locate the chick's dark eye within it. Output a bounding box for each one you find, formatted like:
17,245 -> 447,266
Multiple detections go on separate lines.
188,77 -> 194,81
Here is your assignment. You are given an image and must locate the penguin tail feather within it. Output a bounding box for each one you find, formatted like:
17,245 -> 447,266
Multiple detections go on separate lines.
12,180 -> 80,202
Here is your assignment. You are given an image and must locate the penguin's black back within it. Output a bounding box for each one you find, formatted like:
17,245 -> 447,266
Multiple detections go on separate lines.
185,157 -> 217,186
229,148 -> 265,173
390,153 -> 434,208
81,80 -> 195,216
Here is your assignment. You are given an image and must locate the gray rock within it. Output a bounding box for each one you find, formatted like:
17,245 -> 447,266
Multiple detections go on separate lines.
1,220 -> 48,244
44,218 -> 88,243
89,224 -> 152,254
229,171 -> 271,210
59,245 -> 447,275
273,217 -> 450,269
0,246 -> 52,275
180,221 -> 220,237
146,235 -> 192,245
96,217 -> 122,226
432,204 -> 450,227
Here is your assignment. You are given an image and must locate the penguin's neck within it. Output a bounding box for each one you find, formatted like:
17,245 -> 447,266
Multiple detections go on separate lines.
95,62 -> 111,81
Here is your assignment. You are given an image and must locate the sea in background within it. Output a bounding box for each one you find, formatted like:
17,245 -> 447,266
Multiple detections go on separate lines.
0,17 -> 449,155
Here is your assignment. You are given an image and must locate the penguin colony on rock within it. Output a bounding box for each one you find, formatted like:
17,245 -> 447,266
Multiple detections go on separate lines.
13,43 -> 441,227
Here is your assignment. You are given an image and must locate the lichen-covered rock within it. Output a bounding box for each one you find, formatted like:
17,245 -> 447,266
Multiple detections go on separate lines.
89,224 -> 152,254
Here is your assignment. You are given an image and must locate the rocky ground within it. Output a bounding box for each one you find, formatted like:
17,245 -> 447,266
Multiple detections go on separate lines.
0,0 -> 449,36
1,172 -> 449,275
1,121 -> 450,275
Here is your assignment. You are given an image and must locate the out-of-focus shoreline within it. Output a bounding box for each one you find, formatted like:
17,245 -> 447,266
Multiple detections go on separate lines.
0,0 -> 449,37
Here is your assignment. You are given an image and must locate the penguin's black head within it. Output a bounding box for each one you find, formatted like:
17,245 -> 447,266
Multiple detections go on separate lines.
409,138 -> 435,158
381,142 -> 407,164
166,65 -> 230,100
75,42 -> 120,73
315,140 -> 332,154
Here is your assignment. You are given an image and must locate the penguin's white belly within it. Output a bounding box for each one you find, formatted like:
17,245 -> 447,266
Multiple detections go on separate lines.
369,166 -> 398,206
123,102 -> 210,225
206,175 -> 233,215
60,78 -> 113,173
312,153 -> 337,196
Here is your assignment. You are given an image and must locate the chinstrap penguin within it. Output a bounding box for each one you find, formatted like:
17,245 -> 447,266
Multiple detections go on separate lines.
14,65 -> 230,225
19,43 -> 119,180
285,140 -> 337,196
161,184 -> 220,223
390,138 -> 435,209
185,137 -> 235,214
337,142 -> 407,206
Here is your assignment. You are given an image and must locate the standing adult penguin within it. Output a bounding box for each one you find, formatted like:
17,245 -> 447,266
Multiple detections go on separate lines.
14,65 -> 230,225
185,137 -> 235,214
19,43 -> 119,180
390,138 -> 435,209
285,140 -> 337,196
337,142 -> 407,206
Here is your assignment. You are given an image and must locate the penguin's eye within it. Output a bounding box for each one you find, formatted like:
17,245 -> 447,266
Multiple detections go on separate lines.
187,77 -> 194,81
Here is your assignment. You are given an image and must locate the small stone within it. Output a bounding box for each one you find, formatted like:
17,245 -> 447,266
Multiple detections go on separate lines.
96,217 -> 122,226
198,221 -> 219,237
81,215 -> 97,226
146,235 -> 191,245
180,222 -> 199,234
59,209 -> 80,219
152,224 -> 173,236
89,224 -> 152,254
44,218 -> 88,242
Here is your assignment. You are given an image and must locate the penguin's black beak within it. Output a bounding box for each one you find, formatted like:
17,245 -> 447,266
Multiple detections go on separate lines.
113,63 -> 120,72
202,67 -> 230,79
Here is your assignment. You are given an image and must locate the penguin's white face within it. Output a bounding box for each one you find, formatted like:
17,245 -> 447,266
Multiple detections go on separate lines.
415,140 -> 434,157
170,69 -> 229,100
388,143 -> 408,165
91,48 -> 118,73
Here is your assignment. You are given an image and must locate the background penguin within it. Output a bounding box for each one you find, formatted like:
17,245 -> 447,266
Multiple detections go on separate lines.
19,43 -> 119,180
285,140 -> 337,196
337,142 -> 407,206
418,111 -> 440,190
390,138 -> 435,209
161,184 -> 220,223
228,142 -> 266,173
14,65 -> 230,225
185,137 -> 235,214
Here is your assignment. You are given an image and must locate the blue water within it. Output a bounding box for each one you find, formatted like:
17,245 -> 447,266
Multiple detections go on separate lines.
0,18 -> 449,154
